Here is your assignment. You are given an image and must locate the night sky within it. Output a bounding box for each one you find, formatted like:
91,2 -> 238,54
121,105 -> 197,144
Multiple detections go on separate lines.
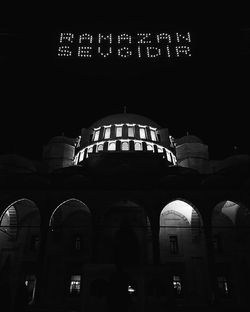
0,5 -> 244,160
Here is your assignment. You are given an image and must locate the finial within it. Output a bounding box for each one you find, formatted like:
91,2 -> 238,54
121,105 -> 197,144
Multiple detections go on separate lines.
123,105 -> 127,113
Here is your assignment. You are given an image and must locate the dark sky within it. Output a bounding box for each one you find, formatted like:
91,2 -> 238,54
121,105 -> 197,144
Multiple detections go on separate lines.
0,5 -> 244,160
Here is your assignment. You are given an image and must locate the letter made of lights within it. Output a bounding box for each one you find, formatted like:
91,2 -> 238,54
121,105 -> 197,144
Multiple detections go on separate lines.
57,31 -> 192,59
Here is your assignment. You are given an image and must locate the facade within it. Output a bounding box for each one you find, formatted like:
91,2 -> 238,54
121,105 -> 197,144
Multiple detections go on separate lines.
0,113 -> 249,312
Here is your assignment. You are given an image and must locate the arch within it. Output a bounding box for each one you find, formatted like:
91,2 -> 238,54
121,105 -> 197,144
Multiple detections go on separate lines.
98,199 -> 153,265
212,200 -> 247,226
159,199 -> 204,263
49,198 -> 91,227
160,199 -> 203,226
0,199 -> 40,240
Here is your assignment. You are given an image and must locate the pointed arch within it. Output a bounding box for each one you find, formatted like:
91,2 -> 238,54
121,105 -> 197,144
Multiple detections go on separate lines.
49,198 -> 91,227
0,198 -> 40,240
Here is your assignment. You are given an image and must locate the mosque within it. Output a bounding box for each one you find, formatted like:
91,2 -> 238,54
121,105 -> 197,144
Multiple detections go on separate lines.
0,113 -> 249,311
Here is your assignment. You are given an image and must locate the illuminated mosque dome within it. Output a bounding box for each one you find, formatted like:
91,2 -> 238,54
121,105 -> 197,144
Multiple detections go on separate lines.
74,113 -> 177,166
90,113 -> 160,129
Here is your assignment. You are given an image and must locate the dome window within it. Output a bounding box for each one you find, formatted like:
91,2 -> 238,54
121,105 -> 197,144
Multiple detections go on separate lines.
108,141 -> 116,151
147,143 -> 154,151
121,141 -> 129,151
135,142 -> 143,151
104,126 -> 111,139
116,125 -> 123,137
150,130 -> 157,141
93,129 -> 100,141
97,144 -> 104,151
139,127 -> 147,139
157,146 -> 163,153
128,125 -> 135,137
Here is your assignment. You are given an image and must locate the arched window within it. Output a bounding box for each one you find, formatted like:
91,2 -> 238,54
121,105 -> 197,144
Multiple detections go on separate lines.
121,142 -> 129,151
134,142 -> 142,151
108,142 -> 116,151
147,143 -> 154,151
97,144 -> 104,151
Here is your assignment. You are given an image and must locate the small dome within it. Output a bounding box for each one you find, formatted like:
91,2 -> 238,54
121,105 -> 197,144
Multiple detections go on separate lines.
176,135 -> 203,145
90,113 -> 160,128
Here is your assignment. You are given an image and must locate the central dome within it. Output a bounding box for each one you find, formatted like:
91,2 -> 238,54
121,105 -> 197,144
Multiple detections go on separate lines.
90,113 -> 160,129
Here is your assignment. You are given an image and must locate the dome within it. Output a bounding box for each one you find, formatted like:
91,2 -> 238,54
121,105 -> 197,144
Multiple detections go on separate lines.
176,135 -> 203,146
90,113 -> 160,129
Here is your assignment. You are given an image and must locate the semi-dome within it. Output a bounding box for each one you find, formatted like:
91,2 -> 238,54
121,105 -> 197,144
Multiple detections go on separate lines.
90,113 -> 160,129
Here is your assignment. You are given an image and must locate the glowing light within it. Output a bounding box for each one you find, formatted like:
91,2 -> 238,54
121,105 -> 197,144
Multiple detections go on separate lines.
57,31 -> 192,60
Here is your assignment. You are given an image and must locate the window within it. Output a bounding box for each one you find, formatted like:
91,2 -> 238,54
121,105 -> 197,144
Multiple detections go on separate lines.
25,275 -> 36,305
139,127 -> 146,139
93,129 -> 100,141
70,275 -> 81,295
30,235 -> 40,251
122,141 -> 129,151
128,126 -> 135,137
150,130 -> 157,141
217,276 -> 229,297
167,152 -> 171,162
97,144 -> 104,151
74,235 -> 81,250
147,143 -> 154,151
134,142 -> 142,151
169,235 -> 179,254
116,125 -> 123,137
104,127 -> 111,139
108,142 -> 116,151
157,146 -> 163,153
88,146 -> 93,153
173,275 -> 182,296
213,234 -> 222,253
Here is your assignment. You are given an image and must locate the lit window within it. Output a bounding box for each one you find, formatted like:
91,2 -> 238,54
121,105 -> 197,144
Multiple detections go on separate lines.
128,285 -> 136,295
169,235 -> 179,254
97,144 -> 104,151
116,126 -> 123,137
88,146 -> 93,153
157,146 -> 163,153
79,151 -> 84,162
150,130 -> 157,141
104,127 -> 111,139
139,127 -> 146,139
217,276 -> 229,296
173,275 -> 182,296
70,275 -> 81,295
167,152 -> 171,162
135,142 -> 142,151
128,126 -> 135,137
122,141 -> 129,151
25,275 -> 36,305
93,130 -> 100,141
108,142 -> 116,151
147,143 -> 154,151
